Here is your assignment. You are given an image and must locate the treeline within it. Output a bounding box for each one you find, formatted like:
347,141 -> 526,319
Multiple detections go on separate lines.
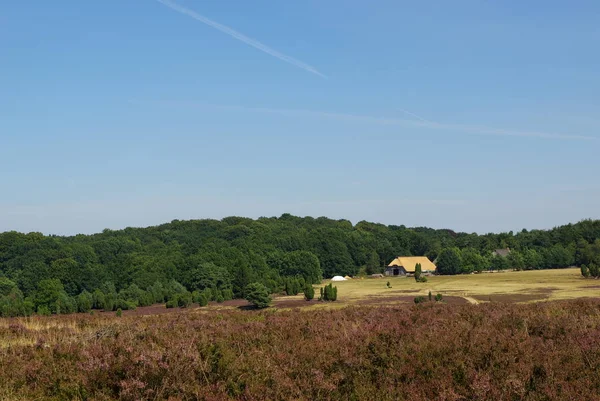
1,215 -> 600,316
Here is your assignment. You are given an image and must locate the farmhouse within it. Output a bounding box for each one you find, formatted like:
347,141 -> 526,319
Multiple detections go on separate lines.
385,256 -> 436,276
493,248 -> 511,257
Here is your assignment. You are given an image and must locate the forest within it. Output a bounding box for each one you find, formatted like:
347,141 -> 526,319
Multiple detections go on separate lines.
1,215 -> 600,317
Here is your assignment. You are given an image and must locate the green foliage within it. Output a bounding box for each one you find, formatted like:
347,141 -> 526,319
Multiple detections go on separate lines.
436,248 -> 462,275
116,308 -> 122,317
303,285 -> 315,301
195,292 -> 209,306
435,293 -> 443,302
386,281 -> 392,288
414,263 -> 422,281
523,249 -> 543,270
428,291 -> 432,302
244,282 -> 272,309
285,277 -> 302,296
37,305 -> 51,316
490,254 -> 510,271
414,296 -> 426,304
215,292 -> 225,304
34,279 -> 69,314
460,248 -> 488,273
178,291 -> 193,308
222,289 -> 234,301
416,276 -> 428,283
508,251 -> 525,271
321,283 -> 338,301
0,215 -> 599,316
589,263 -> 600,278
581,265 -> 590,278
76,290 -> 93,313
366,251 -> 380,276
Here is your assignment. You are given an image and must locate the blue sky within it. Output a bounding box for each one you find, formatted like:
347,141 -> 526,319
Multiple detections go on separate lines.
1,0 -> 599,235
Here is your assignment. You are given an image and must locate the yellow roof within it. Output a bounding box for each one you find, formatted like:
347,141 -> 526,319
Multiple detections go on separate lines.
388,256 -> 436,272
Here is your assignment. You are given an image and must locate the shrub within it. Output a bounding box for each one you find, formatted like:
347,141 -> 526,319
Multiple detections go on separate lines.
244,283 -> 271,309
589,263 -> 599,278
581,265 -> 590,278
215,293 -> 225,304
386,281 -> 392,288
166,299 -> 177,309
116,308 -> 122,317
222,289 -> 234,301
414,296 -> 426,304
417,276 -> 428,283
435,293 -> 443,302
199,294 -> 209,306
303,285 -> 315,301
414,263 -> 422,282
428,291 -> 432,302
177,291 -> 193,308
76,290 -> 93,313
37,305 -> 51,316
321,283 -> 338,301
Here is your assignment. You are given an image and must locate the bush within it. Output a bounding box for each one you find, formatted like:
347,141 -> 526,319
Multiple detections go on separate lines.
178,291 -> 193,308
166,299 -> 177,309
386,281 -> 392,288
37,305 -> 51,316
76,291 -> 93,313
581,265 -> 590,278
414,263 -> 422,282
198,293 -> 209,306
414,296 -> 426,304
304,285 -> 315,301
222,289 -> 234,301
435,293 -> 443,302
321,283 -> 338,301
116,308 -> 122,317
428,291 -> 432,302
215,293 -> 225,304
417,276 -> 428,283
244,283 -> 271,309
589,263 -> 599,278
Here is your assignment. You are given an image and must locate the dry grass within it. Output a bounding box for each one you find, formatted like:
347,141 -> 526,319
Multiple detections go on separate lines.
320,268 -> 599,306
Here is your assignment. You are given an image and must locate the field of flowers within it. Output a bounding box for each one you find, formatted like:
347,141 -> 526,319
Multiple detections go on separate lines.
1,299 -> 600,401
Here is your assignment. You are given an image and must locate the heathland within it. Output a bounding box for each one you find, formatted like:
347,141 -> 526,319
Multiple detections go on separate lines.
1,215 -> 599,318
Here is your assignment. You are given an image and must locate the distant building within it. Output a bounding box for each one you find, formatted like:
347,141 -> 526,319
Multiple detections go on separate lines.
492,248 -> 511,257
385,256 -> 436,276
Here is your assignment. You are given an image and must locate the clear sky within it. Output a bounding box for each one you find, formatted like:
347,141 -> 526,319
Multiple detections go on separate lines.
1,0 -> 599,235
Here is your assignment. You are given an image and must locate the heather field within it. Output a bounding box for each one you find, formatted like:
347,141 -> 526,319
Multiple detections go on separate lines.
2,297 -> 600,400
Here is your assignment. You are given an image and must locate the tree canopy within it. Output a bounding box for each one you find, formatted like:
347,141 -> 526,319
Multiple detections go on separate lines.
0,215 -> 599,316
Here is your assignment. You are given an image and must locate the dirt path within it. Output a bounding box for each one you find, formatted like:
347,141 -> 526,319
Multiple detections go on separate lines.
462,296 -> 480,304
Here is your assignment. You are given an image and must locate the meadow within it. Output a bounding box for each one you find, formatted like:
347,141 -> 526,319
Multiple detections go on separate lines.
1,269 -> 599,401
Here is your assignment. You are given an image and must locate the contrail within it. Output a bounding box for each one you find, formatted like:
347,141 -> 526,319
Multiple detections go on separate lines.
155,0 -> 327,78
397,108 -> 432,123
130,99 -> 598,141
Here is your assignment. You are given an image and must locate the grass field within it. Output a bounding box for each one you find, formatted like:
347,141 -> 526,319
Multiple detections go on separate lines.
317,268 -> 599,306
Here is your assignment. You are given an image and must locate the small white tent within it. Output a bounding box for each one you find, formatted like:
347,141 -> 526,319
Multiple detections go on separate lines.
331,276 -> 347,281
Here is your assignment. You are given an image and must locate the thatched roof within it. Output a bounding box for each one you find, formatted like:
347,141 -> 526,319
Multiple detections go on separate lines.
493,248 -> 511,257
387,256 -> 436,272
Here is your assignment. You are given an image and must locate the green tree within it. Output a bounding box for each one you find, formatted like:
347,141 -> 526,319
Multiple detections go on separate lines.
34,279 -> 68,314
523,249 -> 543,270
366,251 -> 380,276
507,251 -> 525,271
76,290 -> 93,313
244,282 -> 271,309
436,248 -> 462,275
303,284 -> 315,301
414,263 -> 422,281
581,265 -> 590,278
